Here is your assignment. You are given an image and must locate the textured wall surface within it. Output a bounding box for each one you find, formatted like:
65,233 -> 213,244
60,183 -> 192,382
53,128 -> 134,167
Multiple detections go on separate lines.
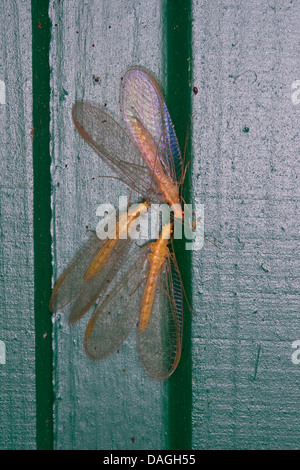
0,0 -> 299,450
0,2 -> 36,450
191,0 -> 300,449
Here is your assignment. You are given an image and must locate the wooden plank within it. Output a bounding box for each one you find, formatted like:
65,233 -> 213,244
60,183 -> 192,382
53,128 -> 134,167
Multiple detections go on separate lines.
50,1 -> 175,450
191,0 -> 300,449
0,1 -> 36,449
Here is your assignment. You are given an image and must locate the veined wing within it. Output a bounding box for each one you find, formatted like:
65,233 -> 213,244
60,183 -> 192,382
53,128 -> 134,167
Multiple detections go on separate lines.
84,244 -> 150,360
49,233 -> 105,313
50,234 -> 132,325
68,237 -> 132,325
137,252 -> 183,381
72,103 -> 164,201
120,68 -> 183,184
50,210 -> 121,313
84,239 -> 183,381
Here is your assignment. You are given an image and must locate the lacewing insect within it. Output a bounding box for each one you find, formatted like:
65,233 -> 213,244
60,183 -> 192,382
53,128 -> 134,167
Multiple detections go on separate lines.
51,68 -> 186,380
49,202 -> 149,324
72,68 -> 184,219
84,222 -> 183,381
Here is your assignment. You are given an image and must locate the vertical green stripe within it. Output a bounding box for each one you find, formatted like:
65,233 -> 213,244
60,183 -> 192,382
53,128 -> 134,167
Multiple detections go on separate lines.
32,0 -> 53,450
165,0 -> 193,450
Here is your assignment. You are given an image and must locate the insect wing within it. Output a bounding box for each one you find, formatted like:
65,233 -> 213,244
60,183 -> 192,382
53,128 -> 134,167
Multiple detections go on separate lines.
120,68 -> 183,184
49,233 -> 105,313
68,237 -> 132,325
137,253 -> 183,381
162,104 -> 183,183
72,103 -> 163,201
84,244 -> 150,360
50,210 -> 119,313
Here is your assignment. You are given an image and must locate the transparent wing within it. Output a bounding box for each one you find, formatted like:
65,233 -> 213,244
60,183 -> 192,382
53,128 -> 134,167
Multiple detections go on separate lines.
137,252 -> 183,381
72,103 -> 164,201
68,238 -> 132,325
84,244 -> 150,360
120,68 -> 183,184
49,233 -> 105,312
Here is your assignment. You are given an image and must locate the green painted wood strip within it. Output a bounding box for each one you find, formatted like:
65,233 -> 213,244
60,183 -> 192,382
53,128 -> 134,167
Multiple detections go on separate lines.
191,0 -> 300,449
165,0 -> 193,450
0,1 -> 36,450
31,0 -> 53,450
